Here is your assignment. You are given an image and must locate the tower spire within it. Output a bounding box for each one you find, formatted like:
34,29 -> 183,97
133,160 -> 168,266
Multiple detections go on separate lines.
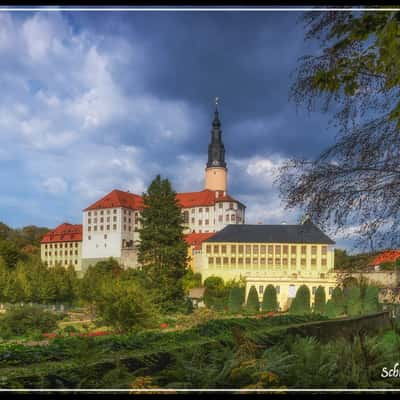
207,97 -> 226,168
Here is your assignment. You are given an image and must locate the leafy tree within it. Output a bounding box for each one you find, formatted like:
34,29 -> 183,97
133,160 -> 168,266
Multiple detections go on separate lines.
363,286 -> 381,314
261,284 -> 279,312
290,285 -> 311,315
346,286 -> 363,316
203,276 -> 228,311
138,175 -> 188,312
324,299 -> 336,318
182,270 -> 202,294
94,279 -> 158,333
0,240 -> 24,269
0,305 -> 58,338
314,286 -> 326,314
278,10 -> 400,249
245,285 -> 260,314
228,287 -> 244,314
331,286 -> 346,316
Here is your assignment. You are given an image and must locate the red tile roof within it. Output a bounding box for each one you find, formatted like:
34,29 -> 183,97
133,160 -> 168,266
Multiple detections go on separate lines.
84,189 -> 144,211
369,250 -> 400,266
176,189 -> 244,208
84,189 -> 244,212
185,232 -> 215,250
41,223 -> 82,244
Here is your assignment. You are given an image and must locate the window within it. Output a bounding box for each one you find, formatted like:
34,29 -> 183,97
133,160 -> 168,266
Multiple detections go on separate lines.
291,258 -> 296,266
191,218 -> 195,224
94,211 -> 98,216
183,211 -> 189,224
322,246 -> 327,255
268,258 -> 273,265
124,217 -> 127,223
191,208 -> 195,214
260,258 -> 266,265
70,243 -> 73,248
88,211 -> 91,216
322,259 -> 327,266
230,258 -> 236,265
231,214 -> 235,222
198,220 -> 202,226
107,210 -> 110,214
253,258 -> 258,265
100,225 -> 104,231
219,203 -> 223,209
238,258 -> 244,265
260,245 -> 266,254
253,245 -> 259,254
54,244 -> 57,248
311,246 -> 317,255
113,216 -> 117,222
65,251 -> 68,256
206,245 -> 211,254
88,236 -> 91,240
75,243 -> 78,248
225,214 -> 229,222
291,246 -> 297,254
245,257 -> 251,265
107,217 -> 110,222
124,224 -> 127,231
113,224 -> 117,230
75,260 -> 78,265
75,250 -> 78,255
199,208 -> 203,213
311,258 -> 316,266
268,245 -> 273,255
216,257 -> 221,265
113,209 -> 117,214
246,245 -> 251,254
205,207 -> 209,212
283,258 -> 288,266
259,286 -> 264,294
283,245 -> 288,255
104,234 -> 107,239
101,210 -> 104,215
88,226 -> 91,232
107,225 -> 110,231
218,215 -> 223,222
94,226 -> 97,231
209,257 -> 214,265
301,258 -> 306,266
275,245 -> 281,255
205,220 -> 209,225
223,257 -> 229,265
214,245 -> 219,253
88,218 -> 91,224
100,217 -> 104,223
221,245 -> 227,254
301,246 -> 307,255
238,245 -> 244,254
275,258 -> 281,266
70,250 -> 73,256
94,218 -> 97,224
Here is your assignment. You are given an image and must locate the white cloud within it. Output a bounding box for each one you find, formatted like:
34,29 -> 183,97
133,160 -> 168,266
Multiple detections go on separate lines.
42,177 -> 68,195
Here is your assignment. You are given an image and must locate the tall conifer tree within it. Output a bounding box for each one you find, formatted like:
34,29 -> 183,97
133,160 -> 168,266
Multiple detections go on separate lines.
138,175 -> 188,311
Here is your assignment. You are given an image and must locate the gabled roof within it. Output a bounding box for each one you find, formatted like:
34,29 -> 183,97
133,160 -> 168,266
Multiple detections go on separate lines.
176,189 -> 245,208
84,189 -> 144,211
369,250 -> 400,266
41,223 -> 82,244
185,232 -> 215,250
204,220 -> 335,245
84,188 -> 245,212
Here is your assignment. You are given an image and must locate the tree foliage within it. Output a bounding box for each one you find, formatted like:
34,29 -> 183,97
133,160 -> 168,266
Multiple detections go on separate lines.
314,286 -> 326,314
261,284 -> 279,312
245,286 -> 260,314
138,175 -> 188,312
278,10 -> 400,249
290,285 -> 311,315
331,286 -> 346,316
346,286 -> 363,317
228,287 -> 244,314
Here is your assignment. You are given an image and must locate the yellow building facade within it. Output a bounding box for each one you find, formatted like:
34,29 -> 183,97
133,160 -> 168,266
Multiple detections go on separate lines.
40,223 -> 83,273
197,219 -> 339,311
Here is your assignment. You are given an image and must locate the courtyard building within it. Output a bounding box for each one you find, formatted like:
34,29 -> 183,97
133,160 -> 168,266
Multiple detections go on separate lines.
40,223 -> 83,273
199,217 -> 338,311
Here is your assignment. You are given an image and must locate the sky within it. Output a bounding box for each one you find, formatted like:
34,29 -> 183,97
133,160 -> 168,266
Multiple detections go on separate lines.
0,9 -> 356,250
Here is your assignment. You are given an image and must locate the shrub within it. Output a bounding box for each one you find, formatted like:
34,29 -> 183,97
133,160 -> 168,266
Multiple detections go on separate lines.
0,305 -> 58,339
314,286 -> 326,314
363,286 -> 381,314
228,287 -> 244,313
261,284 -> 278,312
245,286 -> 260,314
324,299 -> 336,318
331,287 -> 346,316
203,276 -> 228,311
346,286 -> 362,316
290,285 -> 311,315
94,279 -> 159,333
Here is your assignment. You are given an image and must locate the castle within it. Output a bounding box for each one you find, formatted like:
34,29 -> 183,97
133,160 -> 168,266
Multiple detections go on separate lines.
40,101 -> 337,310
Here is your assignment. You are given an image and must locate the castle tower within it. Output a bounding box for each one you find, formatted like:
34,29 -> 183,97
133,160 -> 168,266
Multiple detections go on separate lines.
205,98 -> 227,192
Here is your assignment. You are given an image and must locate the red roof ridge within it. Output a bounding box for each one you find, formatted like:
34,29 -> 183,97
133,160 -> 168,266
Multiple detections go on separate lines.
369,249 -> 400,266
41,223 -> 83,244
